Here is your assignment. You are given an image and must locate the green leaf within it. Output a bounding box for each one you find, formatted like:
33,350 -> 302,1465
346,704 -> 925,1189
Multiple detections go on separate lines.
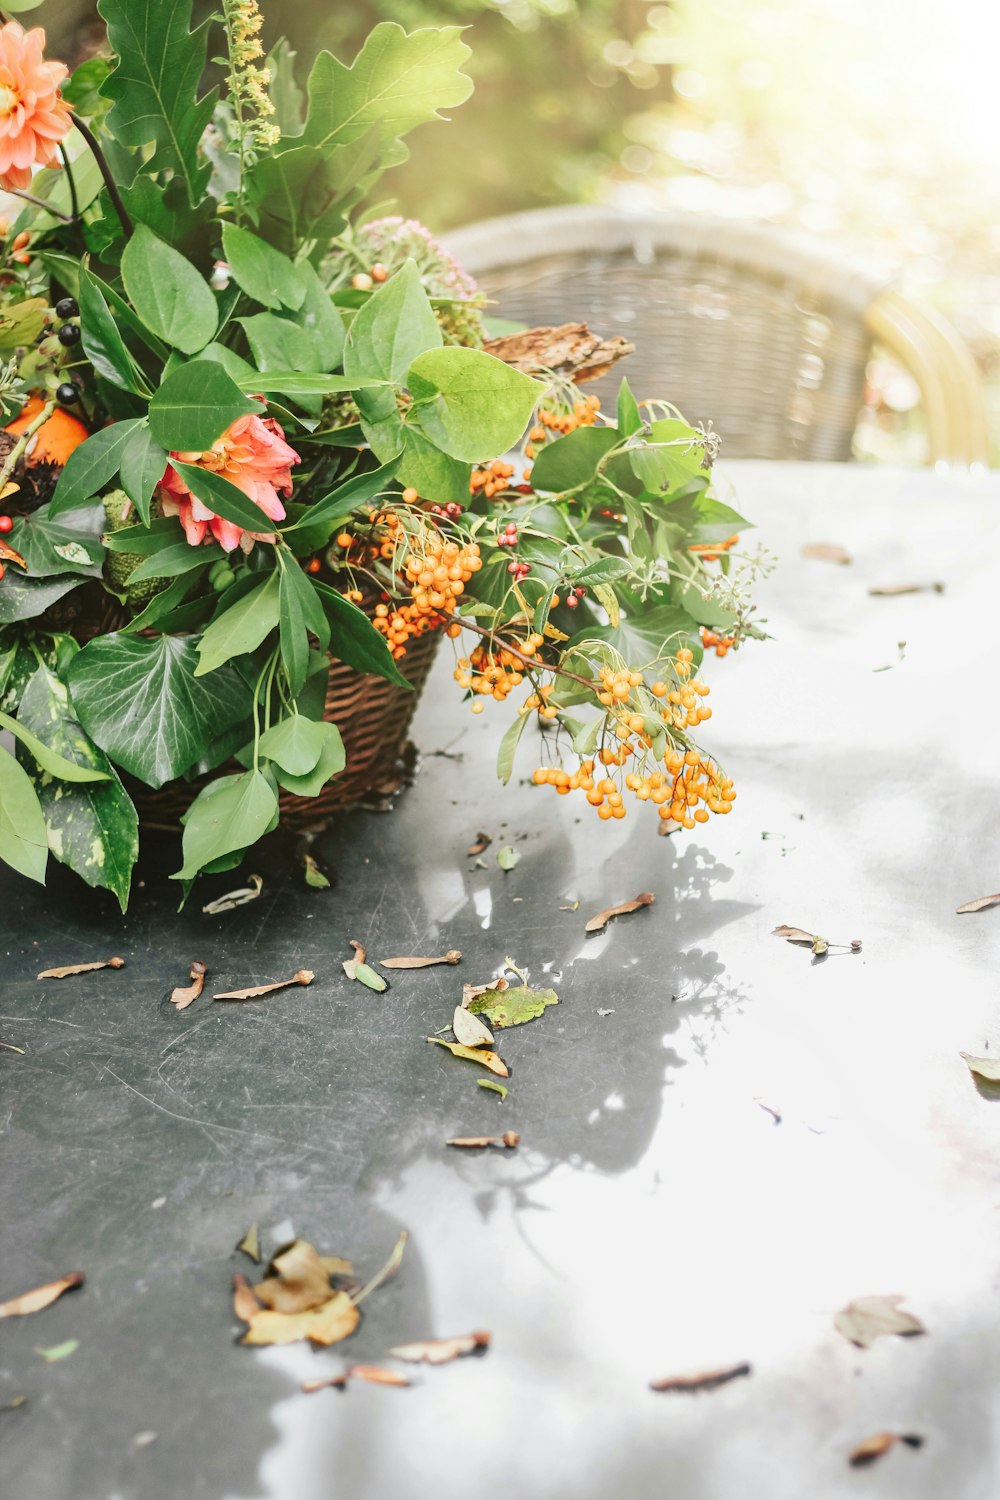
477,1079 -> 508,1100
353,961 -> 387,992
267,38 -> 305,134
121,224 -> 217,355
496,713 -> 527,786
277,552 -> 330,695
690,492 -> 751,542
103,516 -> 183,554
98,0 -> 217,206
195,573 -> 280,676
78,267 -> 146,394
147,362 -> 261,453
280,460 -> 398,540
630,419 -> 712,496
245,130 -> 381,250
343,260 -> 441,384
0,746 -> 48,883
408,346 -> 542,462
238,311 -> 321,378
16,666 -> 137,910
313,582 -> 411,688
221,224 -> 306,312
173,770 -> 278,881
171,459 -> 282,538
273,720 -> 345,796
118,422 -> 168,524
397,428 -> 470,509
8,502 -> 105,578
2,1 -> 45,13
530,425 -> 619,493
257,715 -> 324,776
35,1340 -> 79,1363
497,845 -> 520,872
303,854 -> 330,888
0,574 -> 81,626
568,604 -> 698,672
616,378 -> 643,437
128,541 -> 223,584
62,55 -> 112,116
289,259 -> 345,370
50,419 -> 143,517
120,573 -> 199,634
288,24 -> 472,166
468,983 -> 559,1029
572,556 -> 631,586
67,633 -> 248,788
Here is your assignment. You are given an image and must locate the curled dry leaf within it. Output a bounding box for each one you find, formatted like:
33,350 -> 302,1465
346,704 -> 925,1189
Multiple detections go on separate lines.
0,537 -> 26,568
960,1052 -> 1000,1083
302,1366 -> 411,1393
585,891 -> 655,934
650,1361 -> 751,1394
241,1292 -> 359,1348
956,893 -> 1000,914
214,969 -> 314,1001
462,977 -> 508,1009
802,542 -> 851,564
380,951 -> 461,970
232,1272 -> 261,1323
37,957 -> 124,980
868,582 -> 944,596
255,1240 -> 338,1313
446,1133 -> 520,1150
834,1294 -> 926,1349
302,855 -> 330,889
237,1223 -> 260,1263
497,845 -> 520,872
389,1330 -> 491,1365
170,961 -> 206,1011
849,1432 -> 924,1467
426,1037 -> 509,1077
342,939 -> 366,979
452,1006 -> 494,1049
202,874 -> 263,914
0,1271 -> 84,1319
772,925 -> 829,956
233,1234 -> 378,1348
467,833 -> 491,856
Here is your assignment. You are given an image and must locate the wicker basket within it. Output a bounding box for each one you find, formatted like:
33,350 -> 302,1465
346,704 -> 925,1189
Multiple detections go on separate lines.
44,581 -> 441,833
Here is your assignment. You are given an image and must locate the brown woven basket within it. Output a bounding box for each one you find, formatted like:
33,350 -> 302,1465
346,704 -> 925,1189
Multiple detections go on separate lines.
44,582 -> 441,834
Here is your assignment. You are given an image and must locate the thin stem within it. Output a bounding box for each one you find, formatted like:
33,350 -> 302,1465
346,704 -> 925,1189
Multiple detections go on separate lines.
57,141 -> 79,222
3,187 -> 73,223
0,399 -> 55,498
69,111 -> 133,240
439,609 -> 597,693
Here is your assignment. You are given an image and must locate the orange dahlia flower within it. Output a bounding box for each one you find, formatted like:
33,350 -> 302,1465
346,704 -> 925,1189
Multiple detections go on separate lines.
160,411 -> 300,552
0,23 -> 72,192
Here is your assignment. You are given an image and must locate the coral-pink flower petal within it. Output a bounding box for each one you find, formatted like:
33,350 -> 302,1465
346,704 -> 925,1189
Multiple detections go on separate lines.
0,23 -> 71,192
159,411 -> 300,554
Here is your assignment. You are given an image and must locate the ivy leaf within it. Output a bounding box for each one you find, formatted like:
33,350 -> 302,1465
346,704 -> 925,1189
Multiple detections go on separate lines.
98,0 -> 217,206
408,346 -> 543,463
343,260 -> 441,384
121,224 -> 217,355
0,574 -> 81,626
0,746 -> 48,882
49,420 -> 144,517
195,573 -> 280,676
147,362 -> 261,453
221,224 -> 306,313
16,666 -> 137,911
173,770 -> 278,882
67,633 -> 248,788
629,419 -> 712,496
257,715 -> 324,776
468,984 -> 559,1029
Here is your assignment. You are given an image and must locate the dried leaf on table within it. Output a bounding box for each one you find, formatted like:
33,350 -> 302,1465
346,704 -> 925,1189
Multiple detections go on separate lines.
467,984 -> 559,1029
320,1255 -> 355,1280
650,1361 -> 751,1393
301,1372 -> 349,1392
302,1365 -> 410,1393
956,893 -> 1000,914
772,925 -> 830,956
467,833 -> 491,856
585,891 -> 655,933
34,1339 -> 79,1362
214,969 -> 314,1001
868,582 -> 944,596
241,1292 -> 360,1347
352,1232 -> 408,1306
560,900 -> 580,912
234,1231 -> 399,1348
960,1051 -> 1000,1083
452,1006 -> 495,1049
427,1038 -> 509,1077
232,1272 -> 261,1322
37,957 -> 124,980
302,855 -> 330,889
170,961 -> 206,1011
202,874 -> 263,914
1,1041 -> 24,1053
0,1271 -> 84,1318
484,321 -> 634,383
802,543 -> 851,564
447,1133 -> 520,1149
236,1223 -> 260,1264
834,1294 -> 926,1349
477,1079 -> 508,1100
354,962 -> 387,991
462,977 -> 508,1009
256,1240 -> 340,1313
342,939 -> 365,978
389,1330 -> 491,1364
497,845 -> 520,872
849,1432 -> 924,1467
0,1394 -> 26,1411
380,951 -> 461,970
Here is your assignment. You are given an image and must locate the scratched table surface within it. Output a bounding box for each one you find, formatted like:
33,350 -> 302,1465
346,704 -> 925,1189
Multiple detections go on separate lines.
3,460 -> 1000,1500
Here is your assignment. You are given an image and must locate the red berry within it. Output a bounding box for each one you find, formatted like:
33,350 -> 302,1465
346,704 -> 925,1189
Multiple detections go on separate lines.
0,515 -> 12,534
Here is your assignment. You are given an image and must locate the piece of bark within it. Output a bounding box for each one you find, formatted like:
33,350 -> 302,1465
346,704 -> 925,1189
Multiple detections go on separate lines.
484,322 -> 635,384
650,1361 -> 751,1393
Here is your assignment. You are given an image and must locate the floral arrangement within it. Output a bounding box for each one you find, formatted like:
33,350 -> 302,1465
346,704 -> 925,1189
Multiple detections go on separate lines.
0,0 -> 759,910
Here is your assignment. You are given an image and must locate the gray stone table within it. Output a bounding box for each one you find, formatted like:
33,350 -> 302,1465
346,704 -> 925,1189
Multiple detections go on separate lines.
2,461 -> 1000,1500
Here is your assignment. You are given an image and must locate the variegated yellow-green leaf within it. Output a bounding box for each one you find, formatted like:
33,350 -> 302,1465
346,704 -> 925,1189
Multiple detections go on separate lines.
468,984 -> 559,1029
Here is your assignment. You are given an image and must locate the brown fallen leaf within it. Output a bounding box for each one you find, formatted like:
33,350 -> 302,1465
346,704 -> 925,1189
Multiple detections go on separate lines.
302,1365 -> 411,1393
960,1052 -> 1000,1083
37,957 -> 124,981
214,969 -> 314,1001
452,1006 -> 495,1049
301,1373 -> 349,1392
802,542 -> 851,564
834,1294 -> 926,1349
467,833 -> 491,856
461,976 -> 508,1009
446,1132 -> 520,1149
256,1240 -> 339,1313
379,951 -> 461,969
320,1255 -> 355,1280
585,891 -> 655,934
650,1361 -> 752,1393
342,939 -> 365,980
426,1038 -> 509,1077
0,1271 -> 84,1319
170,961 -> 206,1011
868,582 -> 944,596
241,1291 -> 360,1348
389,1330 -> 491,1364
232,1272 -> 261,1322
772,925 -> 832,956
202,874 -> 263,914
956,893 -> 1000,914
237,1223 -> 260,1263
849,1432 -> 924,1467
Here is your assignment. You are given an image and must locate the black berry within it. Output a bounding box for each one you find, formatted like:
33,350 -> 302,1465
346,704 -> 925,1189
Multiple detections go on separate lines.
55,297 -> 78,319
56,381 -> 78,405
57,323 -> 81,346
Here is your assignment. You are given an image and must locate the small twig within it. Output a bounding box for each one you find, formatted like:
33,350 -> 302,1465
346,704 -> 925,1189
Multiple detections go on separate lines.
57,141 -> 79,223
0,399 -> 55,496
440,610 -> 597,693
3,187 -> 73,223
70,112 -> 133,240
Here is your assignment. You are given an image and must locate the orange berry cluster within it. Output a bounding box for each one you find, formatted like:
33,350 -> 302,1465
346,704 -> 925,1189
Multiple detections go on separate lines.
362,517 -> 481,659
453,632 -> 546,710
470,459 -> 516,499
525,393 -> 601,460
532,751 -> 735,827
688,533 -> 740,564
701,628 -> 736,658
